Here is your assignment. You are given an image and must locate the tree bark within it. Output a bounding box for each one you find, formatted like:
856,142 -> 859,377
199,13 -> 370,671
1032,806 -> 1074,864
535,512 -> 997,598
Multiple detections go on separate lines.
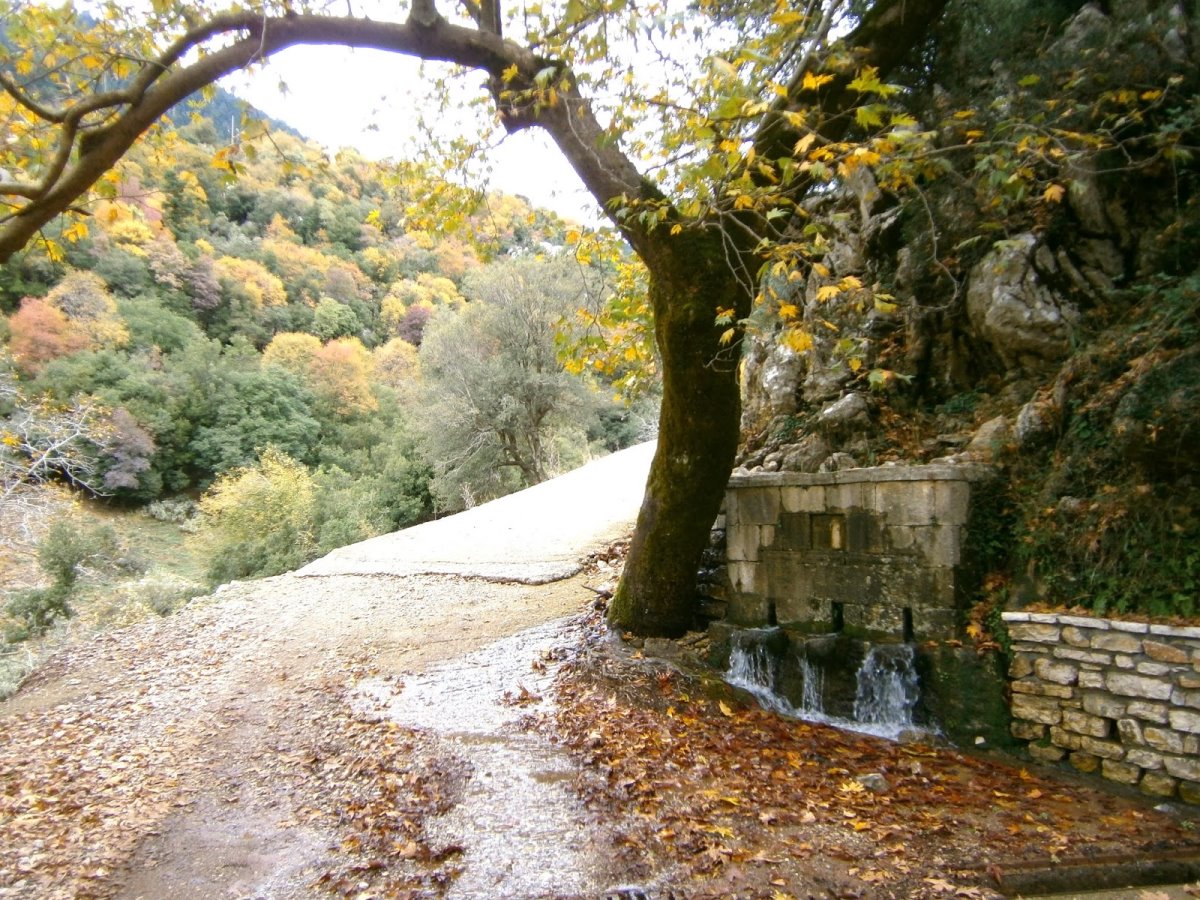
606,228 -> 752,636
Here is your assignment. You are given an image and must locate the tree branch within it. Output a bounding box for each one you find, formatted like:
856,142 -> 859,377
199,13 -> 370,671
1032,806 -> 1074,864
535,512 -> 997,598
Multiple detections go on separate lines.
0,11 -> 659,262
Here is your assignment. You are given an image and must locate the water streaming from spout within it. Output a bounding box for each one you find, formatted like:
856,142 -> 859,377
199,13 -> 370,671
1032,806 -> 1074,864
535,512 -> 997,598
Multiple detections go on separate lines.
725,629 -> 795,715
799,655 -> 824,713
724,631 -> 927,741
853,643 -> 920,730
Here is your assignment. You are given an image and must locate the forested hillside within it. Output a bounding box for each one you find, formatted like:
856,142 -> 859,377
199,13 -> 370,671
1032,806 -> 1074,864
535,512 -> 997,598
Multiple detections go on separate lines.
0,107 -> 657,645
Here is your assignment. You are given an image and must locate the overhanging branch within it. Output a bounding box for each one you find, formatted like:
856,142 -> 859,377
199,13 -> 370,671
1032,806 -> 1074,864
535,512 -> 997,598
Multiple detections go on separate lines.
0,11 -> 656,263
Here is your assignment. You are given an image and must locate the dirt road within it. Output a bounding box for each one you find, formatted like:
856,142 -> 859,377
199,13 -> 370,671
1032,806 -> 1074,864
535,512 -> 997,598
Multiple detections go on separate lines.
1,445 -> 657,898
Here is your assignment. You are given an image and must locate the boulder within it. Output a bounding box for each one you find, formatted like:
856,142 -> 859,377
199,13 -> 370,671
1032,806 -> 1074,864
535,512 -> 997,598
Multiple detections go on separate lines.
818,392 -> 871,433
966,416 -> 1012,459
966,234 -> 1079,373
780,434 -> 831,473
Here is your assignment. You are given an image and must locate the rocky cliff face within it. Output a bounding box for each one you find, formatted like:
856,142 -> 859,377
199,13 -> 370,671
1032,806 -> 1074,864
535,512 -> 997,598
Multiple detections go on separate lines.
736,1 -> 1199,619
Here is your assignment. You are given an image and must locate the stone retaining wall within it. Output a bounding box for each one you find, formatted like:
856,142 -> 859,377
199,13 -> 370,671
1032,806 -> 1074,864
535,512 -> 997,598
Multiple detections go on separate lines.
1003,611 -> 1200,803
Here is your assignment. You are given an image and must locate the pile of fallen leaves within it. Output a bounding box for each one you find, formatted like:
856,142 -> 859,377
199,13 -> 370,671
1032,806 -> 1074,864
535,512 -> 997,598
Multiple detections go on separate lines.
297,685 -> 470,898
550,619 -> 1200,899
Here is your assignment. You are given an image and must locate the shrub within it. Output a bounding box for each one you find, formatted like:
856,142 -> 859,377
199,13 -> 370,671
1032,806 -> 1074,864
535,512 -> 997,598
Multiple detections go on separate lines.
194,447 -> 316,584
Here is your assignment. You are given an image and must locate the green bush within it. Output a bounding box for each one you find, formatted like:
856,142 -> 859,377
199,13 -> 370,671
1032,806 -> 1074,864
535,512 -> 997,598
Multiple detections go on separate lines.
4,585 -> 71,642
4,519 -> 120,641
194,447 -> 317,584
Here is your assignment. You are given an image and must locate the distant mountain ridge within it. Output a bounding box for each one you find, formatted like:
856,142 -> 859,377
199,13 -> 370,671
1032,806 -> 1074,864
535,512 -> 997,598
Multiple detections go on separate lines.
168,86 -> 306,143
0,13 -> 303,144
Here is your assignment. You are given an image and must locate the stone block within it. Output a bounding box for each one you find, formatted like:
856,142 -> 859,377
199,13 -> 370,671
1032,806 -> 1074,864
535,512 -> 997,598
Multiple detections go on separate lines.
1009,654 -> 1035,679
842,602 -> 905,640
726,592 -> 772,627
1140,771 -> 1178,798
1070,751 -> 1100,773
1061,626 -> 1092,648
1062,708 -> 1111,738
726,525 -> 759,562
1110,620 -> 1150,634
1145,640 -> 1191,664
1026,613 -> 1063,624
1081,693 -> 1126,719
1078,670 -> 1106,689
845,511 -> 883,554
933,481 -> 972,526
1116,718 -> 1144,745
1012,680 -> 1074,699
1052,647 -> 1114,665
1049,726 -> 1083,750
774,592 -> 832,631
909,524 -> 962,568
1012,694 -> 1063,726
727,561 -> 763,596
723,491 -> 739,525
1011,720 -> 1047,741
738,488 -> 780,525
1150,623 -> 1200,639
1114,655 -> 1136,670
1173,688 -> 1200,710
1058,615 -> 1108,630
775,513 -> 811,551
1136,662 -> 1174,677
1179,673 -> 1200,689
1105,671 -> 1172,700
1126,748 -> 1165,770
1029,742 -> 1066,763
1101,759 -> 1142,785
1146,726 -> 1188,753
875,481 -> 936,526
827,482 -> 868,511
781,485 -> 824,514
761,525 -> 776,548
1170,708 -> 1200,734
1126,700 -> 1168,724
1180,781 -> 1200,805
910,607 -> 958,642
1034,658 -> 1078,685
1164,756 -> 1200,783
1009,623 -> 1062,644
1092,632 -> 1144,654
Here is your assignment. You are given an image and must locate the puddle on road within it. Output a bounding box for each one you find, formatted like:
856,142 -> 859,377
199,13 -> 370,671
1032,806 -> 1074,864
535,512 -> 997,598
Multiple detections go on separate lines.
353,618 -> 620,899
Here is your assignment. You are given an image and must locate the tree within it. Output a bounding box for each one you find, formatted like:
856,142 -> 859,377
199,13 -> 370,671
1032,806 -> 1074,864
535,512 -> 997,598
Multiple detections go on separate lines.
194,446 -> 316,583
0,0 -> 950,635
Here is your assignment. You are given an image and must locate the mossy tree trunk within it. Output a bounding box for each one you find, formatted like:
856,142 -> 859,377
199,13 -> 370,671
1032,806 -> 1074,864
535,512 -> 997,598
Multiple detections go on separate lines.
606,229 -> 752,636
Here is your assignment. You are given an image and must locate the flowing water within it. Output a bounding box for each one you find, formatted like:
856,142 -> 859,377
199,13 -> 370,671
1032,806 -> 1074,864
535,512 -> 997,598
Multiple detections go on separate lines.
725,629 -> 794,716
725,630 -> 925,741
853,643 -> 920,729
352,619 -> 621,898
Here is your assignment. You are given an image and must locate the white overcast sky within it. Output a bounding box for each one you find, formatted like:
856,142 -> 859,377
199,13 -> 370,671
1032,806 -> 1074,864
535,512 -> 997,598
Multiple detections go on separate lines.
222,45 -> 600,224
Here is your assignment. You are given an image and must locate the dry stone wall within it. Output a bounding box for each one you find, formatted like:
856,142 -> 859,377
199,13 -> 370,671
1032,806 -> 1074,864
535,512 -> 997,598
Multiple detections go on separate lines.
1004,611 -> 1200,803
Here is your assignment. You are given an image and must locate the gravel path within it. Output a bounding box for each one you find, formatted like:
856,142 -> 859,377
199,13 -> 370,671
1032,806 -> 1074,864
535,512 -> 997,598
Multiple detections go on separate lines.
298,441 -> 655,583
1,445 -> 656,898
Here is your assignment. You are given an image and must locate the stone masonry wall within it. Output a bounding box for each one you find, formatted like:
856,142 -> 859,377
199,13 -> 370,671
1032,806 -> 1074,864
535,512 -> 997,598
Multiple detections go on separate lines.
1004,611 -> 1200,803
724,464 -> 994,641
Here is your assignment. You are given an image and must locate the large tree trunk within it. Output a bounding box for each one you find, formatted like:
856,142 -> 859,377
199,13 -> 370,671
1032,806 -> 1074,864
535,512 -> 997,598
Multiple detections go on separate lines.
607,229 -> 751,636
